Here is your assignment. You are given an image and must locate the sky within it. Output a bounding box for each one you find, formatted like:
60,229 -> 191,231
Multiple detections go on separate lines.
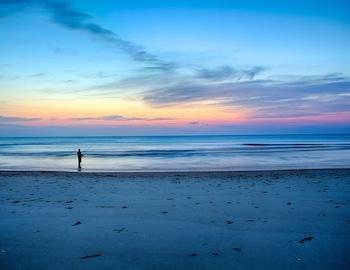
0,0 -> 350,136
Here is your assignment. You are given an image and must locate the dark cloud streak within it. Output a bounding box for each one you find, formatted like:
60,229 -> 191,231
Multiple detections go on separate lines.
70,115 -> 176,122
141,73 -> 350,119
0,115 -> 42,122
197,65 -> 266,81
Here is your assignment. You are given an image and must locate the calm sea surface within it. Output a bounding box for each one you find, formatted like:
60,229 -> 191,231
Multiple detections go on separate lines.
0,135 -> 349,172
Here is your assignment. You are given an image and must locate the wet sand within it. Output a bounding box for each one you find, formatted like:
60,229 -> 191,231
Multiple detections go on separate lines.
0,169 -> 350,270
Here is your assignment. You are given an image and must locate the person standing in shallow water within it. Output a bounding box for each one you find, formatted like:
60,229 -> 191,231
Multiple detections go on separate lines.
77,149 -> 83,170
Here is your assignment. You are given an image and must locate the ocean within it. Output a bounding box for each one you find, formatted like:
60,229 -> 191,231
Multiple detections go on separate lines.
0,135 -> 349,172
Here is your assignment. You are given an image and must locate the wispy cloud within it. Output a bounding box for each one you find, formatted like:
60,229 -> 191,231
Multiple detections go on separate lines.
79,63 -> 350,120
53,47 -> 77,55
28,72 -> 47,77
0,0 -> 28,18
196,65 -> 266,81
0,114 -> 176,124
80,71 -> 118,79
70,115 -> 176,122
142,72 -> 349,99
140,73 -> 350,119
0,0 -> 176,70
0,115 -> 42,122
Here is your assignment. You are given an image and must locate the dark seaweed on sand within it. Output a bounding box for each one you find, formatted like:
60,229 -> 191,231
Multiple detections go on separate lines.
72,221 -> 82,226
299,236 -> 314,243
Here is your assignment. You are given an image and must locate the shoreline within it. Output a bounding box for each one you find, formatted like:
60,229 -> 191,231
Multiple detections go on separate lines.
0,167 -> 349,177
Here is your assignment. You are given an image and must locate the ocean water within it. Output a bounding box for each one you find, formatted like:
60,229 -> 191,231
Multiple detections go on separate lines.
0,135 -> 349,172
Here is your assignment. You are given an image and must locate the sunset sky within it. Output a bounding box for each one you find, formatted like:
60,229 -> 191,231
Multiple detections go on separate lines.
1,0 -> 350,135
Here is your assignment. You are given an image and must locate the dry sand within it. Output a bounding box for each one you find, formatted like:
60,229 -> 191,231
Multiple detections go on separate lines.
0,169 -> 349,270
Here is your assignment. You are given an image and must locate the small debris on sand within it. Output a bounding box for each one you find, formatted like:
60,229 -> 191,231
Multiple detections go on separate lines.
161,211 -> 168,214
80,254 -> 101,259
233,247 -> 242,252
189,253 -> 198,257
226,220 -> 233,224
212,252 -> 219,256
299,236 -> 314,243
72,221 -> 82,226
287,202 -> 291,205
113,227 -> 126,233
121,206 -> 127,209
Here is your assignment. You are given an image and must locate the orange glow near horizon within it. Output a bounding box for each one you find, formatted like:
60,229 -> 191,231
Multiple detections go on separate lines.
2,91 -> 350,129
1,98 -> 251,126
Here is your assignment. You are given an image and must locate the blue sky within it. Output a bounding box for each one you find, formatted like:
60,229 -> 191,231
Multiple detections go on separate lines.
0,0 -> 349,135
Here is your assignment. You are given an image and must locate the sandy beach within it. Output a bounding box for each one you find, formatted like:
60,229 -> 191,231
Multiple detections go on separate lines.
0,169 -> 349,270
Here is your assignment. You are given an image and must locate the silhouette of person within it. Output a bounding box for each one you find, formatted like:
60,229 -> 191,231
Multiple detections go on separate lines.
77,149 -> 83,170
